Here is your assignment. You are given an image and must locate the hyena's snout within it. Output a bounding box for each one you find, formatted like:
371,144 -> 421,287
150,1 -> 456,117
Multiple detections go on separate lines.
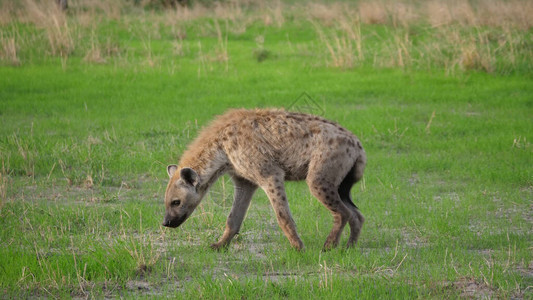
162,212 -> 189,228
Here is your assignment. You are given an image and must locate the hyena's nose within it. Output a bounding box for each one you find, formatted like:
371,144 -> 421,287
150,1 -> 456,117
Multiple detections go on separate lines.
162,219 -> 170,227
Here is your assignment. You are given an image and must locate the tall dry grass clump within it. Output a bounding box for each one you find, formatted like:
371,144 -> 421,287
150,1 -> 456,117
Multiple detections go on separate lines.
308,0 -> 531,72
457,32 -> 493,72
308,3 -> 364,69
258,0 -> 284,27
307,3 -> 346,27
310,1 -> 417,69
164,2 -> 208,23
77,0 -> 124,20
355,0 -> 533,29
0,164 -> 8,206
314,26 -> 354,69
83,29 -> 119,64
425,0 -> 533,30
46,16 -> 76,57
0,0 -> 530,73
424,25 -> 522,74
0,32 -> 20,65
357,1 -> 388,25
0,1 -> 19,25
478,0 -> 533,30
356,1 -> 417,27
390,32 -> 412,69
214,1 -> 243,22
20,0 -> 76,57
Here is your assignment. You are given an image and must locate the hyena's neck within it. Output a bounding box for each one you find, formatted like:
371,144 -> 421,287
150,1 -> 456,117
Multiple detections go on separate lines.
179,149 -> 229,195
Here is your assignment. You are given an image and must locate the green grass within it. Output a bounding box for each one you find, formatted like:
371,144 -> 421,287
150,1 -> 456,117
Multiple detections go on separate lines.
1,1 -> 532,298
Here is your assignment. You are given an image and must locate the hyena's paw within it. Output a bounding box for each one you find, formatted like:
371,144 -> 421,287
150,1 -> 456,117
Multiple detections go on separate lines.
346,238 -> 358,249
322,239 -> 339,252
210,242 -> 229,251
291,240 -> 305,252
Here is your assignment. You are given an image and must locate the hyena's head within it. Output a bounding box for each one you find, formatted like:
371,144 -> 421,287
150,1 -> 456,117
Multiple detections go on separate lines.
162,165 -> 202,228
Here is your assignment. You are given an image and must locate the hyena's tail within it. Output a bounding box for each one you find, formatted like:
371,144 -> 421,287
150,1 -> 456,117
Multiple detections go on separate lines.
338,151 -> 366,209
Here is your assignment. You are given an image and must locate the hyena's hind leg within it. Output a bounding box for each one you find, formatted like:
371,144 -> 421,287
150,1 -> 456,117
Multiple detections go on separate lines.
211,176 -> 257,250
338,159 -> 366,248
307,173 -> 354,251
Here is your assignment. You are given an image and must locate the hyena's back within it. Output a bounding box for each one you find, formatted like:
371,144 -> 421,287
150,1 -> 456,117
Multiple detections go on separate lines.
209,109 -> 365,184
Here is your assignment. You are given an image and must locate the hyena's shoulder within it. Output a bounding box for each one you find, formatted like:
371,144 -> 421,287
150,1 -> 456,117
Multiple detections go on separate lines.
181,109 -> 275,157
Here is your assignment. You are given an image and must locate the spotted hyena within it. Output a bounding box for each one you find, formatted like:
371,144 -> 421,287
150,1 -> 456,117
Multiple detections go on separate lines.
163,109 -> 366,251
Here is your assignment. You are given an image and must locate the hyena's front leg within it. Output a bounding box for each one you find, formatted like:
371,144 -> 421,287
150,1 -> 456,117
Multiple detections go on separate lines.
211,176 -> 257,250
261,176 -> 304,251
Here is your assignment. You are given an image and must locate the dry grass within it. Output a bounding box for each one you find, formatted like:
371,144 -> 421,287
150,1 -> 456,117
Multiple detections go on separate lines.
0,167 -> 8,205
213,1 -> 243,22
354,0 -> 533,29
314,23 -> 358,69
0,31 -> 20,65
46,16 -> 76,57
0,1 -> 18,25
309,4 -> 364,69
425,0 -> 533,30
3,0 -> 532,29
458,37 -> 492,72
357,2 -> 386,25
19,0 -> 76,57
390,32 -> 412,69
0,0 -> 531,72
307,3 -> 346,27
260,0 -> 284,28
8,133 -> 36,178
195,20 -> 230,76
83,29 -> 120,64
165,2 -> 209,22
214,20 -> 229,65
306,0 -> 532,72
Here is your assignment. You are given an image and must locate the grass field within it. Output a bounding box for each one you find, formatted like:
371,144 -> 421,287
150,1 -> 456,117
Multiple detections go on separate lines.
1,0 -> 532,298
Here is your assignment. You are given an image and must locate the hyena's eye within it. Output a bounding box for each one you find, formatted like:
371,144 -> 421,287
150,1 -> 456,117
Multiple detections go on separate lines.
171,200 -> 181,206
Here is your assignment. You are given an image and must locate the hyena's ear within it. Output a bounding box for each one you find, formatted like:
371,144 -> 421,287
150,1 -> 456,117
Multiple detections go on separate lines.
167,165 -> 178,178
180,167 -> 199,187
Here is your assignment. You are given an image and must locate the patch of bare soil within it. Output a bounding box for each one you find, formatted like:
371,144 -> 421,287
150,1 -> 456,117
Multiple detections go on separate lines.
126,280 -> 152,292
10,177 -> 161,206
453,277 -> 494,299
262,272 -> 302,283
125,280 -> 170,297
523,203 -> 533,225
401,227 -> 429,248
517,260 -> 533,280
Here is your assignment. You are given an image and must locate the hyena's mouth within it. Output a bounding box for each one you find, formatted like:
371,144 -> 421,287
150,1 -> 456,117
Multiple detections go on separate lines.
162,213 -> 189,228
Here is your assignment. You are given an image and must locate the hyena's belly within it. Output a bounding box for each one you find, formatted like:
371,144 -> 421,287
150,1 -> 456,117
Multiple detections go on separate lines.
281,160 -> 310,181
274,139 -> 314,181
